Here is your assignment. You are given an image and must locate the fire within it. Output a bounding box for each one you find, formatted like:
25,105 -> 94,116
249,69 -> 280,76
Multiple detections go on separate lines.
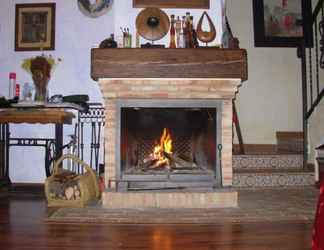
152,128 -> 173,167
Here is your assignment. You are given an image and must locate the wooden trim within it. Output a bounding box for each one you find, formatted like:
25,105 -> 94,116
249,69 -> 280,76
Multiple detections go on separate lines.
233,144 -> 277,155
91,48 -> 248,80
0,109 -> 74,124
233,143 -> 306,155
133,0 -> 210,9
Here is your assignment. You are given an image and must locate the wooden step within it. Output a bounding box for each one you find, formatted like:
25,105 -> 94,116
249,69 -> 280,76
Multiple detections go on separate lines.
276,131 -> 303,153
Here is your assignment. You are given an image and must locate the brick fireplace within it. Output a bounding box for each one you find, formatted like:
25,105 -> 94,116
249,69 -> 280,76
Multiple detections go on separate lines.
91,48 -> 247,208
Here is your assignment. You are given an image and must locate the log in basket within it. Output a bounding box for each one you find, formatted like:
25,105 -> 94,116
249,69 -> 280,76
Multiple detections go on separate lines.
45,154 -> 100,207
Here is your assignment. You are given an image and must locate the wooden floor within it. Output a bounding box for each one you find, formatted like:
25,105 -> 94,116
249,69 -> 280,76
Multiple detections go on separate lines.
0,191 -> 314,250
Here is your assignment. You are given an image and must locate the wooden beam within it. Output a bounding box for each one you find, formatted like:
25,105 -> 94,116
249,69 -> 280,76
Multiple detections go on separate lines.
91,48 -> 248,81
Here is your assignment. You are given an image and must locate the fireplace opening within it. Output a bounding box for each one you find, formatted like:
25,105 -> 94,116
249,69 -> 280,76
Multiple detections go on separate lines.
116,100 -> 222,191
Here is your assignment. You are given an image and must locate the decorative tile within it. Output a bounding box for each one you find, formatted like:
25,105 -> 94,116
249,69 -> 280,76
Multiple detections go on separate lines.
233,154 -> 303,170
233,172 -> 315,188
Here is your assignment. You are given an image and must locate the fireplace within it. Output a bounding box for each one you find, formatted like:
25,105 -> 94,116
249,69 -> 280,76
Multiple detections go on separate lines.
91,48 -> 247,208
117,100 -> 222,191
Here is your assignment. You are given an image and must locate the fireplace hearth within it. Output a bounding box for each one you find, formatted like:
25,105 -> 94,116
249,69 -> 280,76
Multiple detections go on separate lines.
91,48 -> 247,208
117,100 -> 222,191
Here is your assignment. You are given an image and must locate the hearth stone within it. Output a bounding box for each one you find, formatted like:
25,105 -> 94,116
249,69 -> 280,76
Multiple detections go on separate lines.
102,189 -> 238,209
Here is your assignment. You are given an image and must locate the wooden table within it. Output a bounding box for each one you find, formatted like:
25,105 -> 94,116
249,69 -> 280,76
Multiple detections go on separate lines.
0,108 -> 75,185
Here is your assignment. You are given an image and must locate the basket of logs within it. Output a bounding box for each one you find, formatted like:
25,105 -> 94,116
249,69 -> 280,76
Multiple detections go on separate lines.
45,154 -> 100,207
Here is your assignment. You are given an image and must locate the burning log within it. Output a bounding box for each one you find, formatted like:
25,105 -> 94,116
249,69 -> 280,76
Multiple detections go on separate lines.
141,158 -> 158,169
164,152 -> 196,169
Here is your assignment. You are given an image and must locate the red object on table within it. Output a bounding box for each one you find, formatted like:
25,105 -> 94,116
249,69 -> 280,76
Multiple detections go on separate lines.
312,179 -> 324,250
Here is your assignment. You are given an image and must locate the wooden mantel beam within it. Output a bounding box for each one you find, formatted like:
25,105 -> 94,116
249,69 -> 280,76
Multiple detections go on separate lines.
91,48 -> 248,81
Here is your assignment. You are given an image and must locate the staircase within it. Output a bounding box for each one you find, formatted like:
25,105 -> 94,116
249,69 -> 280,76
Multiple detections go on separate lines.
233,154 -> 314,188
233,1 -> 324,188
233,132 -> 314,188
300,0 -> 324,164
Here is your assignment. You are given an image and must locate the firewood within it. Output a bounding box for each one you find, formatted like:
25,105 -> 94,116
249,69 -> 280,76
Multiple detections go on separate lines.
75,189 -> 81,198
150,160 -> 167,169
140,159 -> 158,169
65,186 -> 74,200
53,171 -> 78,182
164,152 -> 194,169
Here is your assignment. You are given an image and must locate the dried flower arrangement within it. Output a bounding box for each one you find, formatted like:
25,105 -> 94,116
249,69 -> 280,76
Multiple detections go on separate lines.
21,55 -> 61,101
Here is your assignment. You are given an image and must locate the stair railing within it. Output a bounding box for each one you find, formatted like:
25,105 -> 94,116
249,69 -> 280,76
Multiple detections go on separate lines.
305,0 -> 324,120
299,0 -> 324,166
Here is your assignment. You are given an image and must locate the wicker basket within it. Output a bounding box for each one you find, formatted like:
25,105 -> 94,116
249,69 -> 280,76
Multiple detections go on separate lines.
45,154 -> 100,207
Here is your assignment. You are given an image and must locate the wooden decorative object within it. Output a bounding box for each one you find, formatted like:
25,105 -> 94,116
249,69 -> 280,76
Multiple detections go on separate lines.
136,8 -> 170,41
133,0 -> 210,9
196,11 -> 216,45
91,48 -> 248,81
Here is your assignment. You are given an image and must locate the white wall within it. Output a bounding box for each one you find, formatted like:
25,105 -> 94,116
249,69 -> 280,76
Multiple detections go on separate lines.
0,0 -> 223,183
0,0 -> 114,183
3,0 -> 312,182
113,0 -> 223,47
227,0 -> 303,144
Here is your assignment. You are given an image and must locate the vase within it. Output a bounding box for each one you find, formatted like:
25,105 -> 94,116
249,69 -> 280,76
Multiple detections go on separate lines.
32,74 -> 50,102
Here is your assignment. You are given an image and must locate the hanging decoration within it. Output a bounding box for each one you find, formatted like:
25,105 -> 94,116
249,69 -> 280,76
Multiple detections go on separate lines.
196,11 -> 216,46
77,0 -> 112,18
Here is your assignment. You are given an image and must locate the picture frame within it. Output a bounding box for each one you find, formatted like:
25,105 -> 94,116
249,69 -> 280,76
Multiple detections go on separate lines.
133,0 -> 210,9
15,3 -> 56,51
252,0 -> 313,47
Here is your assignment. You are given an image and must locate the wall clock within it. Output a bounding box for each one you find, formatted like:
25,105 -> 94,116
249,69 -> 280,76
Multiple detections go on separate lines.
78,0 -> 112,18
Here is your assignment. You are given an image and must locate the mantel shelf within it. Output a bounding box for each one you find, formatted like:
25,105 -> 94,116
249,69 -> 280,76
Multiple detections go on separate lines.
91,48 -> 248,81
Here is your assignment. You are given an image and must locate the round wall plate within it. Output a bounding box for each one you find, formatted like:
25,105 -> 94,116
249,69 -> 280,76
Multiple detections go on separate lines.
78,0 -> 112,18
136,8 -> 170,41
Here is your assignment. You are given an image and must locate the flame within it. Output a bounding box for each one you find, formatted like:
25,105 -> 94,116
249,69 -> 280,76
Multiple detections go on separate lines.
160,128 -> 172,154
152,128 -> 173,166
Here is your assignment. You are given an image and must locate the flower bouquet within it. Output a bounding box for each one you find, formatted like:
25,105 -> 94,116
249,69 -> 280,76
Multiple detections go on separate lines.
21,54 -> 61,102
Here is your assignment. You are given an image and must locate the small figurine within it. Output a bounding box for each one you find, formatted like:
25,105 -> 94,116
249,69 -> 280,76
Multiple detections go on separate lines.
99,34 -> 117,48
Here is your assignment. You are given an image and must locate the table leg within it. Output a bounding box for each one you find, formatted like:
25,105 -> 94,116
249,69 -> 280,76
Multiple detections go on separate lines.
55,124 -> 63,160
0,124 -> 11,186
44,124 -> 63,176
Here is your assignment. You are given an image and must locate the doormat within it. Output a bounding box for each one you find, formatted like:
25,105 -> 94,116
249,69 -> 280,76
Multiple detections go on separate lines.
45,188 -> 318,224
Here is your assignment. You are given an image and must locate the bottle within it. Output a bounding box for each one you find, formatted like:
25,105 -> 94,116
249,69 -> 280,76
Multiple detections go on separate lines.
9,72 -> 16,99
169,15 -> 176,48
15,83 -> 20,100
136,30 -> 140,48
190,16 -> 199,48
185,12 -> 192,48
175,16 -> 182,48
182,16 -> 187,48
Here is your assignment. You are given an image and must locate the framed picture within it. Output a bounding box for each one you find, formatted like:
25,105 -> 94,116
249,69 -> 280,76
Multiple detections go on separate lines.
252,0 -> 313,47
15,3 -> 56,51
133,0 -> 210,9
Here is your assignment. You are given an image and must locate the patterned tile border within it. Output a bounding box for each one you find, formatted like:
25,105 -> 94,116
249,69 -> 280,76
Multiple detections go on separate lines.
233,172 -> 315,188
233,154 -> 303,170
